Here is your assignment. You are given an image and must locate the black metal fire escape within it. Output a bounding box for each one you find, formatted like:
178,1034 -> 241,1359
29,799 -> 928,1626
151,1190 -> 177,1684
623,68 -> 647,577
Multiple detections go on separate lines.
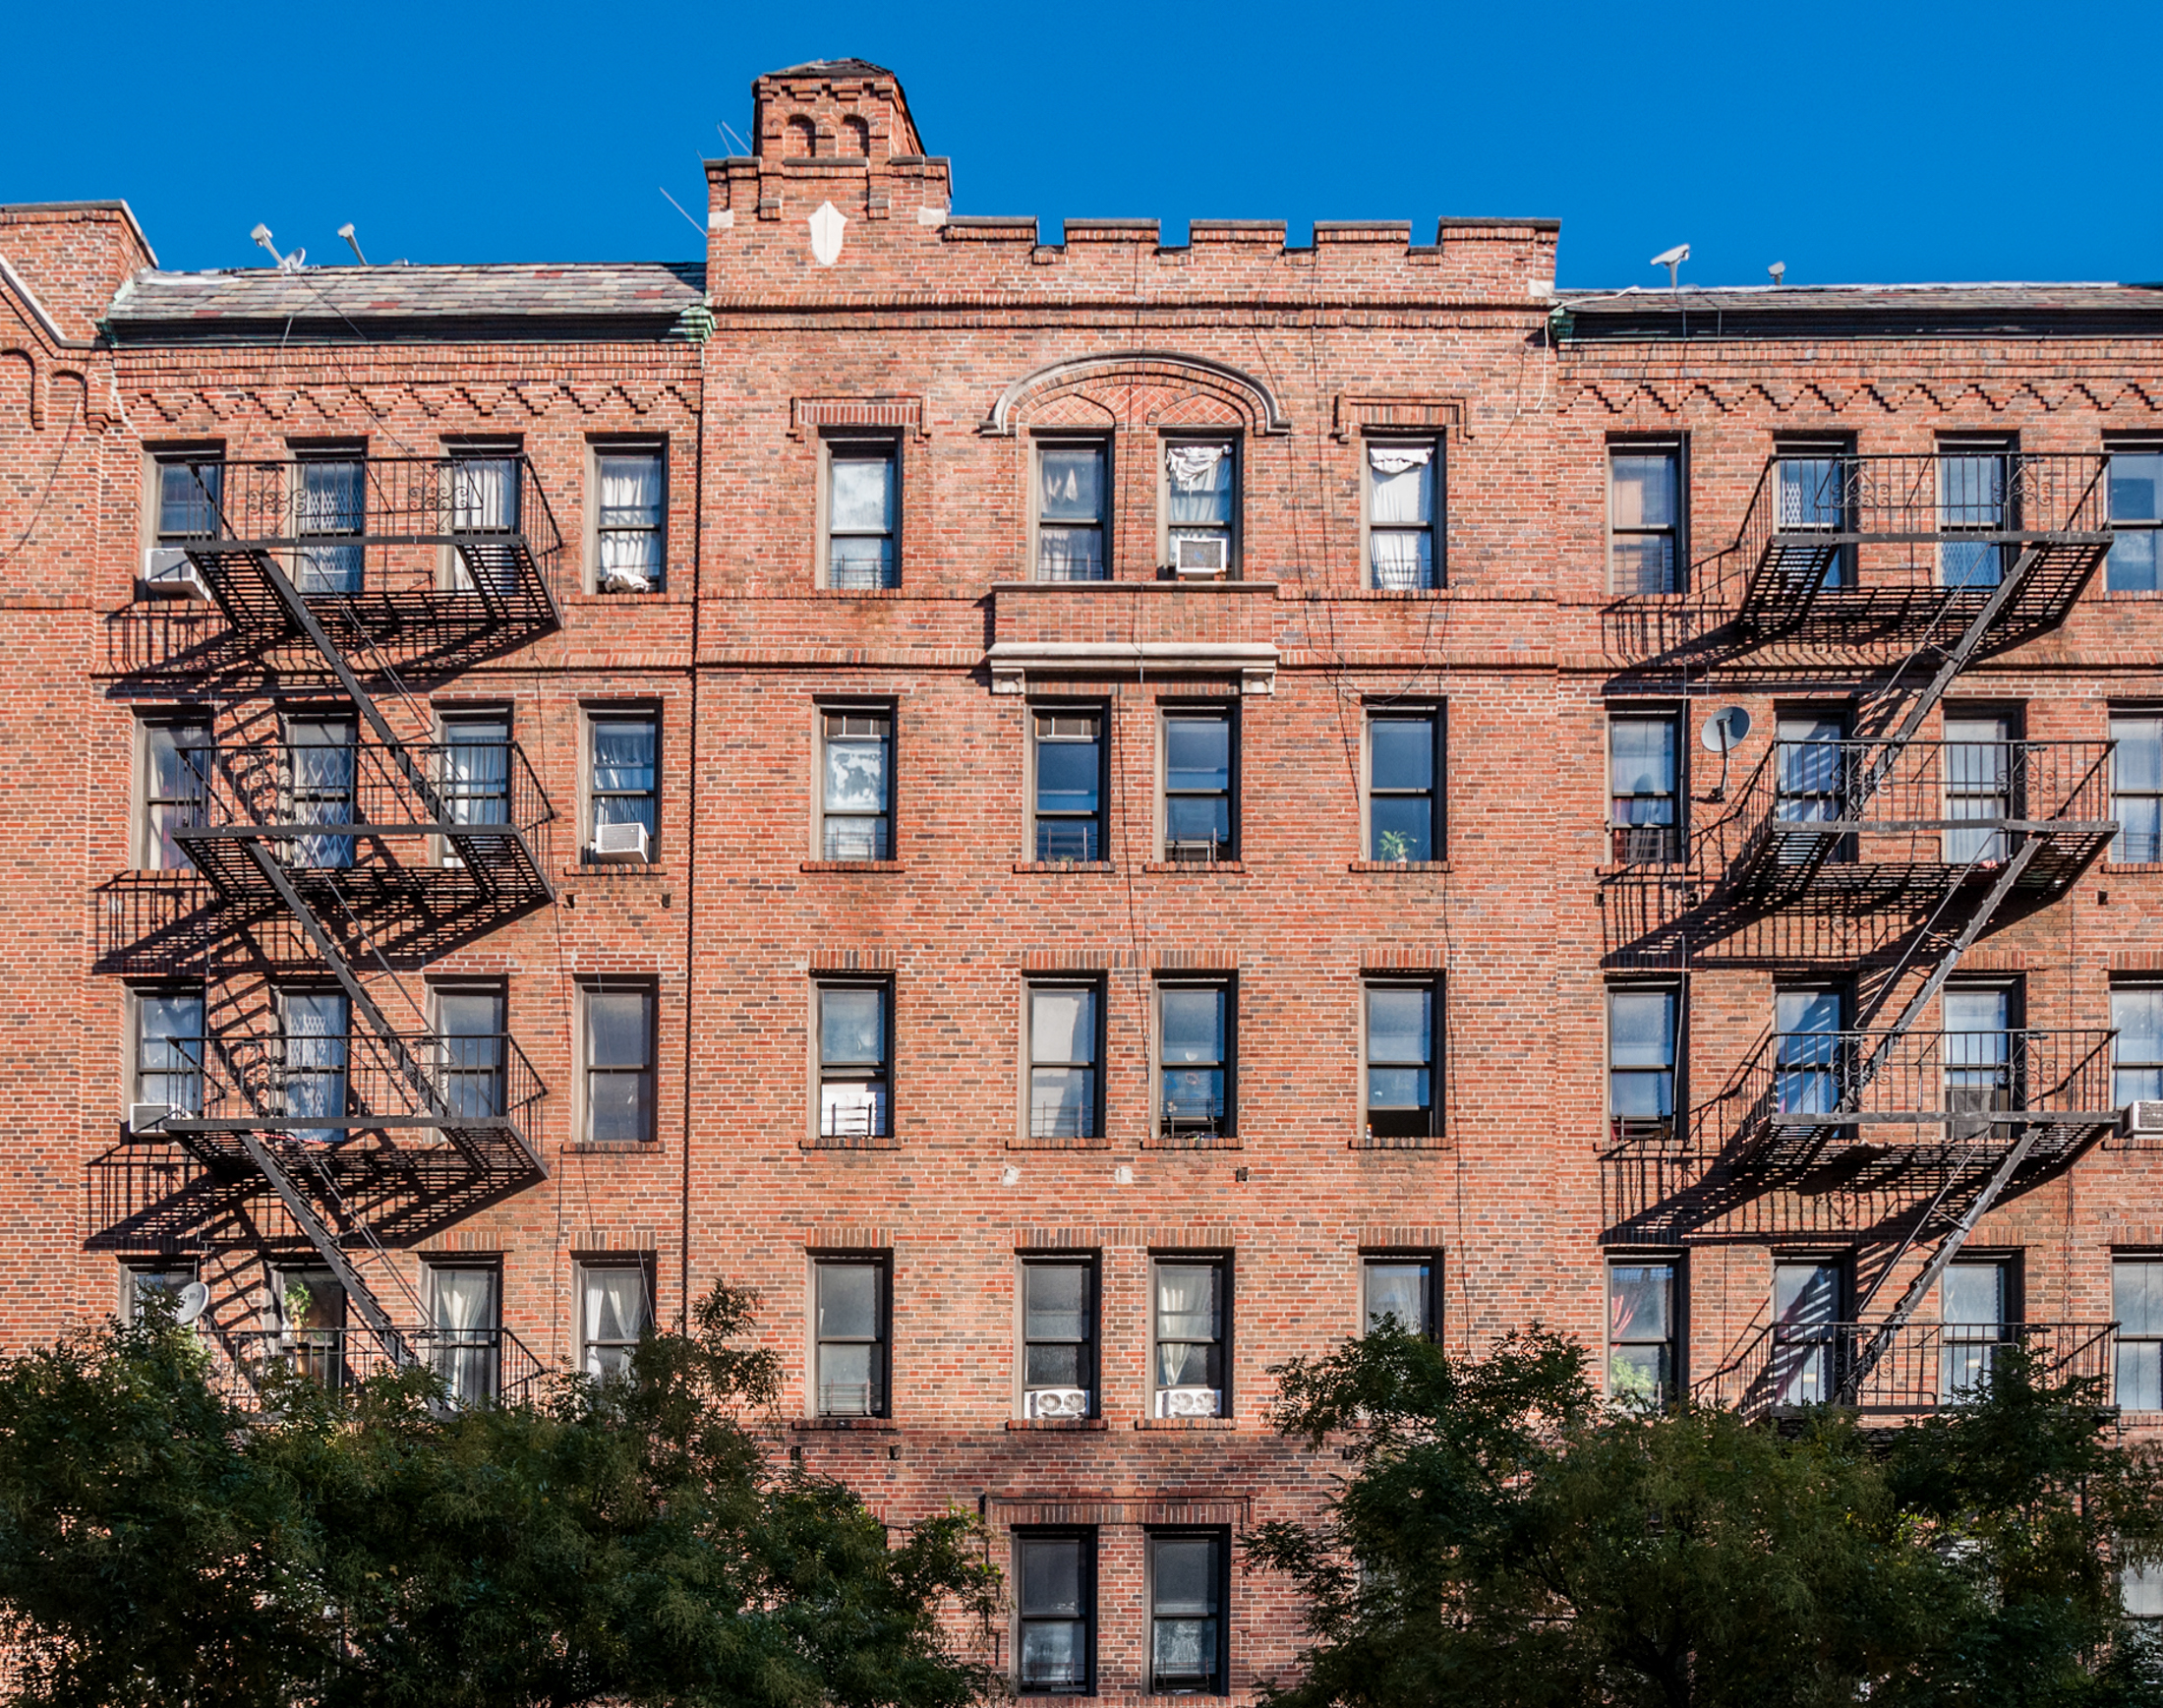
114,455 -> 562,1370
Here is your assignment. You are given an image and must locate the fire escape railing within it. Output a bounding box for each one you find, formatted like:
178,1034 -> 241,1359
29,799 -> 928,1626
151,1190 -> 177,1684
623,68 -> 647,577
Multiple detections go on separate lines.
1695,1319 -> 2118,1417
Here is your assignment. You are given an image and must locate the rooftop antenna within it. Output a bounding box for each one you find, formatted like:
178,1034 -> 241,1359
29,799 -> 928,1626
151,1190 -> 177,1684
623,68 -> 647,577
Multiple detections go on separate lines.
1650,242 -> 1689,291
338,222 -> 369,265
251,222 -> 305,272
717,118 -> 752,155
1769,261 -> 1786,286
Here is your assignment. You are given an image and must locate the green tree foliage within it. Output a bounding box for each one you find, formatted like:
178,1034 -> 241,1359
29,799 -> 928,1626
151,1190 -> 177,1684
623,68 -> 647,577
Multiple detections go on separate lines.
1250,1325 -> 2163,1708
0,1285 -> 998,1708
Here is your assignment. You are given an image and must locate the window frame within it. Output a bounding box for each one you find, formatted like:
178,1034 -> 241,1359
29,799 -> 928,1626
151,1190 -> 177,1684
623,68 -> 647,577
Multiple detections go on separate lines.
810,1252 -> 892,1418
1031,433 -> 1112,583
440,437 -> 525,592
1361,976 -> 1443,1143
138,711 -> 213,871
1770,433 -> 1856,587
288,440 -> 369,596
1361,1250 -> 1440,1340
2113,983 -> 2163,1109
131,981 -> 208,1122
1935,433 -> 2018,590
276,986 -> 349,1139
1154,975 -> 1236,1141
2106,438 -> 2163,596
1023,977 -> 1104,1143
1941,1253 -> 2020,1401
1608,982 -> 1682,1142
430,979 -> 508,1122
1157,432 -> 1242,577
583,704 -> 660,861
1364,702 -> 1443,864
421,1258 -> 502,1405
1145,1527 -> 1231,1695
2115,1255 -> 2163,1411
577,980 -> 657,1146
820,433 -> 902,591
588,436 -> 668,594
1608,437 -> 1687,595
1149,1252 -> 1231,1418
576,1256 -> 654,1380
2111,708 -> 2163,864
1013,1527 -> 1098,1695
1157,700 -> 1239,864
1028,702 -> 1109,864
121,1260 -> 199,1324
1361,433 -> 1443,591
1016,1253 -> 1100,1419
146,444 -> 225,551
1607,1255 -> 1683,1410
1607,705 -> 1684,867
815,977 -> 894,1143
816,701 -> 896,861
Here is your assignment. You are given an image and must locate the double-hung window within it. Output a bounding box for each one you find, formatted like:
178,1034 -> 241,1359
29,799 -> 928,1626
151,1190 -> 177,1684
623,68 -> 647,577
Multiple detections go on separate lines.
434,985 -> 506,1121
1031,708 -> 1105,862
424,1263 -> 499,1406
284,715 -> 356,870
588,711 -> 657,860
1363,1254 -> 1437,1338
1608,442 -> 1682,594
1608,710 -> 1680,865
151,450 -> 222,573
1152,1257 -> 1227,1417
818,981 -> 891,1140
446,442 -> 521,595
279,989 -> 349,1144
1027,982 -> 1100,1141
1942,1260 -> 2014,1401
2115,986 -> 2163,1107
819,708 -> 893,859
124,1263 -> 198,1324
1364,979 -> 1440,1142
134,986 -> 205,1123
1772,1260 -> 1844,1406
1147,1531 -> 1228,1693
438,713 -> 511,867
580,1262 -> 651,1379
2113,713 -> 2163,862
2116,1259 -> 2163,1409
293,449 -> 365,594
581,984 -> 655,1144
812,1255 -> 890,1416
1157,979 -> 1232,1139
1608,1259 -> 1679,1409
1366,439 -> 1439,589
1015,1531 -> 1096,1693
2109,445 -> 2163,594
1019,1256 -> 1096,1417
1162,705 -> 1235,862
1774,985 -> 1848,1118
1163,440 -> 1236,576
1943,985 -> 2018,1144
594,443 -> 665,592
1035,440 -> 1108,581
1938,437 -> 2014,588
1944,712 -> 2018,864
1608,986 -> 1679,1140
142,715 -> 211,869
1772,437 -> 1853,587
1368,706 -> 1441,863
826,440 -> 899,590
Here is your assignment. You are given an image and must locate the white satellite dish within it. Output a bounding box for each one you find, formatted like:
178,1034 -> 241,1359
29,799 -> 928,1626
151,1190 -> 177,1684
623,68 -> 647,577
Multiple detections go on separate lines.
1700,705 -> 1751,753
173,1280 -> 210,1326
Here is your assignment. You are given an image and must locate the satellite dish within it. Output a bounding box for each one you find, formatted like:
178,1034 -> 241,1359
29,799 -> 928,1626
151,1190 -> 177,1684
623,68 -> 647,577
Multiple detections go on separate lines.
172,1281 -> 210,1326
1701,705 -> 1751,753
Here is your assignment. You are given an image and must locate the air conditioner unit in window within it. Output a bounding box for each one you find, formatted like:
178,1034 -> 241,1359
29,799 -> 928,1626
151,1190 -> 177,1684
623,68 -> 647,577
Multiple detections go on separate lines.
141,547 -> 209,600
2124,1101 -> 2163,1139
1025,1386 -> 1090,1420
599,566 -> 654,595
1155,1384 -> 1221,1419
589,822 -> 651,864
129,1102 -> 176,1135
1170,534 -> 1228,577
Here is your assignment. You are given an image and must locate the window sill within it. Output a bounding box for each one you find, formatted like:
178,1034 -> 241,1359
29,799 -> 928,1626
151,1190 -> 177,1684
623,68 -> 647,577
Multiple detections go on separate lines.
2102,860 -> 2163,873
1141,860 -> 1246,875
1005,1417 -> 1110,1431
1143,1132 -> 1242,1150
1007,1133 -> 1113,1150
801,859 -> 905,873
1132,1416 -> 1239,1431
799,1133 -> 904,1151
1348,859 -> 1452,874
565,588 -> 673,603
1351,1134 -> 1451,1150
815,585 -> 908,598
565,1141 -> 665,1154
1597,861 -> 1695,880
1013,860 -> 1117,875
563,861 -> 672,879
790,1416 -> 900,1432
1337,585 -> 1451,600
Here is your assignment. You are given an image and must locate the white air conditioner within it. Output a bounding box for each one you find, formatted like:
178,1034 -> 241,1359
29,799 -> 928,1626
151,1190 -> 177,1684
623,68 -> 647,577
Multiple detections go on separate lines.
2124,1101 -> 2163,1138
1170,534 -> 1228,577
589,821 -> 651,863
129,1102 -> 176,1134
1155,1384 -> 1221,1419
598,566 -> 654,595
1025,1386 -> 1090,1420
141,547 -> 209,600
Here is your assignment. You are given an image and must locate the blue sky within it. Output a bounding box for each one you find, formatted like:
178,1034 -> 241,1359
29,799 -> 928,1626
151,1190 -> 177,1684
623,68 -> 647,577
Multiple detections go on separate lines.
7,0 -> 2159,287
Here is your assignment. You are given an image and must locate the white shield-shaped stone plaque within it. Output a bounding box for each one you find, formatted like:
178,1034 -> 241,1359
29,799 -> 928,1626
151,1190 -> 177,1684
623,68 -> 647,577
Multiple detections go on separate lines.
809,201 -> 848,266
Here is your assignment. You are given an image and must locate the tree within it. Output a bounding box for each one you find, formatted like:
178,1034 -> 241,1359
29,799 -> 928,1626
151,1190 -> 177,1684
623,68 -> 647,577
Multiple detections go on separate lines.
0,1285 -> 998,1708
1249,1325 -> 2163,1708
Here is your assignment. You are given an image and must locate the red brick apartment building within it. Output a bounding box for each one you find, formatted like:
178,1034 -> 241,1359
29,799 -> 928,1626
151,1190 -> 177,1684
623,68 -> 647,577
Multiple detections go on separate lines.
5,55 -> 2163,1695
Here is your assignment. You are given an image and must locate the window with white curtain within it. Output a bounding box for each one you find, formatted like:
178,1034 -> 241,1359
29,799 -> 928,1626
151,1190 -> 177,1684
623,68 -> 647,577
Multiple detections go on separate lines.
579,1262 -> 651,1379
438,714 -> 510,857
1027,982 -> 1100,1140
587,710 -> 657,856
1035,440 -> 1108,581
825,439 -> 899,589
1163,440 -> 1236,575
426,1264 -> 499,1405
279,989 -> 348,1144
445,442 -> 522,595
594,444 -> 665,593
1151,1257 -> 1227,1416
1366,440 -> 1439,589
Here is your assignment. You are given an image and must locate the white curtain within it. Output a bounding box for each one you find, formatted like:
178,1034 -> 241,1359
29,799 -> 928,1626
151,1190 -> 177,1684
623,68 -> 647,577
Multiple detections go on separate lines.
584,1268 -> 648,1378
598,455 -> 663,590
1166,444 -> 1227,491
432,1268 -> 497,1402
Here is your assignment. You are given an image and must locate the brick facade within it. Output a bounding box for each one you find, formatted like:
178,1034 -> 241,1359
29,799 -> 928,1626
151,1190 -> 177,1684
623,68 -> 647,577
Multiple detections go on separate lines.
4,57 -> 2162,1698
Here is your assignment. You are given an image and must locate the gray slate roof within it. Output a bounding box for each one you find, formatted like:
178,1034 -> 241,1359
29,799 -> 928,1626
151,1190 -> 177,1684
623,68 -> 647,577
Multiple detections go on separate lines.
1556,281 -> 2163,337
104,261 -> 706,344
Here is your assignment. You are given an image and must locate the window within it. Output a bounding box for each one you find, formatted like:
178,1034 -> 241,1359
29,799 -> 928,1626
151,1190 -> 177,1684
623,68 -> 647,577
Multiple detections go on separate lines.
819,708 -> 893,859
581,984 -> 655,1144
1944,712 -> 2018,864
273,1266 -> 347,1387
1147,1531 -> 1227,1694
284,715 -> 356,870
123,1262 -> 197,1324
2126,1558 -> 2163,1625
2109,446 -> 2163,594
1368,706 -> 1441,863
1774,985 -> 1848,1117
1364,979 -> 1440,1142
446,442 -> 522,595
594,443 -> 665,593
1771,1260 -> 1845,1406
1019,1257 -> 1096,1416
1608,1260 -> 1678,1409
1608,986 -> 1678,1140
1015,1531 -> 1096,1693
1938,438 -> 2014,588
818,981 -> 891,1139
1609,442 -> 1682,594
134,986 -> 205,1120
1363,1254 -> 1437,1338
1157,979 -> 1233,1140
579,1262 -> 650,1380
434,985 -> 506,1120
293,450 -> 365,594
438,712 -> 510,846
2115,986 -> 2163,1106
153,451 -> 222,545
1035,440 -> 1108,581
1027,982 -> 1100,1141
1366,440 -> 1440,590
825,440 -> 898,590
425,1264 -> 499,1405
1944,985 -> 2018,1143
1771,437 -> 1853,587
1608,710 -> 1680,865
280,990 -> 348,1143
2112,713 -> 2163,862
1775,712 -> 1854,860
1031,708 -> 1105,862
812,1255 -> 889,1416
1942,1259 -> 2015,1401
1163,439 -> 1236,575
588,710 -> 657,858
1151,1256 -> 1226,1416
141,715 -> 211,870
2116,1260 -> 2163,1409
1161,705 -> 1235,862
